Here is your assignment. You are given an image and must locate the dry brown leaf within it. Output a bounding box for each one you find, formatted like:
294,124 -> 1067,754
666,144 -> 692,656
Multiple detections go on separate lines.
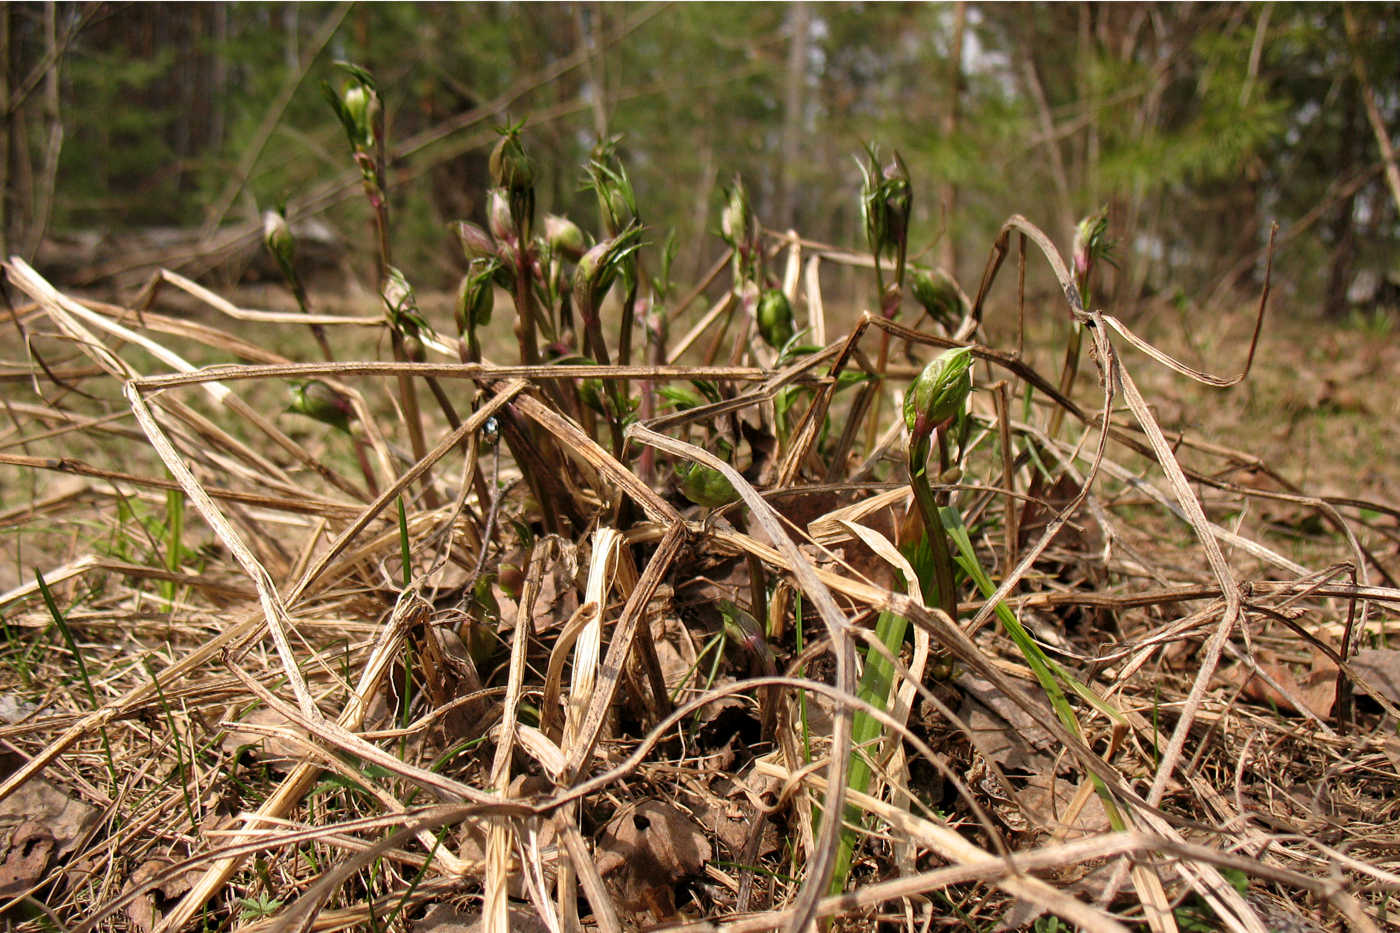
413,902 -> 550,933
1018,772 -> 1111,840
220,706 -> 309,766
958,674 -> 1057,774
596,799 -> 712,920
1227,648 -> 1337,719
123,857 -> 197,933
0,769 -> 97,856
0,822 -> 54,898
1349,648 -> 1400,707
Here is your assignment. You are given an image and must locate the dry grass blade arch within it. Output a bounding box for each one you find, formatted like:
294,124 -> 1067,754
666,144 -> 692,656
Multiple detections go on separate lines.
2,171 -> 1399,933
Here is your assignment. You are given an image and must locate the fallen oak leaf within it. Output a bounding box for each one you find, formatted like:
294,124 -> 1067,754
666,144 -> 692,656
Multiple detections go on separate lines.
596,799 -> 712,921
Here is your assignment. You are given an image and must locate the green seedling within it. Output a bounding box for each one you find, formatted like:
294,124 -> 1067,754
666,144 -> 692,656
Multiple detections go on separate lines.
161,485 -> 185,606
910,267 -> 965,334
36,570 -> 117,791
455,257 -> 499,364
145,658 -> 200,837
263,207 -> 333,360
757,288 -> 795,350
238,894 -> 283,922
858,143 -> 914,452
830,346 -> 971,895
1048,206 -> 1114,439
287,381 -> 378,495
491,120 -> 536,243
675,460 -> 738,508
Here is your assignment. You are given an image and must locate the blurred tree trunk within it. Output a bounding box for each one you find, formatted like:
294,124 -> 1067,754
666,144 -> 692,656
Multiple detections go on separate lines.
1016,36 -> 1075,241
0,2 -> 10,261
24,0 -> 61,259
1344,6 -> 1400,222
938,1 -> 965,275
1323,79 -> 1362,318
776,0 -> 808,231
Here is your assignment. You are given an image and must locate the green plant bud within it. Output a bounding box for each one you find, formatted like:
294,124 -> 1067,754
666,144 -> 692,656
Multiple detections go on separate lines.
342,84 -> 375,149
497,563 -> 523,598
544,214 -> 585,261
720,176 -> 751,247
455,261 -> 496,335
757,288 -> 796,349
859,145 -> 911,257
572,225 -> 644,313
859,153 -> 886,255
322,63 -> 380,154
489,129 -> 534,192
288,381 -> 354,433
882,152 -> 912,248
262,210 -> 295,271
904,346 -> 974,439
341,83 -> 367,125
658,385 -> 708,411
455,221 -> 497,260
579,377 -> 607,416
486,188 -> 515,243
463,620 -> 497,668
382,266 -> 414,316
585,146 -> 638,236
603,186 -> 633,234
1072,205 -> 1112,291
490,248 -> 518,290
402,333 -> 424,362
675,461 -> 738,508
911,268 -> 965,329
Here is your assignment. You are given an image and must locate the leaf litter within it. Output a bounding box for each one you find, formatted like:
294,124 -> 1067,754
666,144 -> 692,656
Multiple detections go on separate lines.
0,200 -> 1397,933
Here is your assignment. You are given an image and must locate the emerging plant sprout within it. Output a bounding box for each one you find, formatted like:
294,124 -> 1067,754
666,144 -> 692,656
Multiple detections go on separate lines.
262,207 -> 333,360
858,143 -> 915,450
904,345 -> 973,627
1072,204 -> 1113,299
572,226 -> 645,344
858,144 -> 912,310
674,460 -> 738,508
910,267 -> 965,333
323,64 -> 378,164
756,288 -> 795,349
904,346 -> 974,440
287,380 -> 354,433
490,120 -> 536,243
454,220 -> 497,262
544,213 -> 586,261
455,258 -> 498,363
720,175 -> 758,283
262,209 -> 295,279
583,137 -> 638,234
1050,205 -> 1116,439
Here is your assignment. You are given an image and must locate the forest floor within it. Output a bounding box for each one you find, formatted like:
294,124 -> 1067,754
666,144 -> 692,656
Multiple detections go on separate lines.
1,252 -> 1398,933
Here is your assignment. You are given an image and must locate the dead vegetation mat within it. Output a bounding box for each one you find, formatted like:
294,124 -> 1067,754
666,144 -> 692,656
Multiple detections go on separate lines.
2,219 -> 1400,933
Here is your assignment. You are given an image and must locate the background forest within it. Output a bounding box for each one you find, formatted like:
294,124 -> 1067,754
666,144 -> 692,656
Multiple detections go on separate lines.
4,1 -> 1399,319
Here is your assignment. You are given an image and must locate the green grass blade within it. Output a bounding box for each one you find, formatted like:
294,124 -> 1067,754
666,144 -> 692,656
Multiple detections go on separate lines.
144,657 -> 200,837
163,486 -> 185,604
939,508 -> 1129,829
397,496 -> 412,589
36,569 -> 118,791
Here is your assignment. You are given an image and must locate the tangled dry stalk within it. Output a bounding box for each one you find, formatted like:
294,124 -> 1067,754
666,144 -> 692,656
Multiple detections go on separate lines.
1,208 -> 1399,933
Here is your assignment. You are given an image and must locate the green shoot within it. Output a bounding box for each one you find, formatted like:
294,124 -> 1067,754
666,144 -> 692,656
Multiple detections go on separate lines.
161,486 -> 184,605
144,657 -> 200,838
396,496 -> 411,590
36,570 -> 118,791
